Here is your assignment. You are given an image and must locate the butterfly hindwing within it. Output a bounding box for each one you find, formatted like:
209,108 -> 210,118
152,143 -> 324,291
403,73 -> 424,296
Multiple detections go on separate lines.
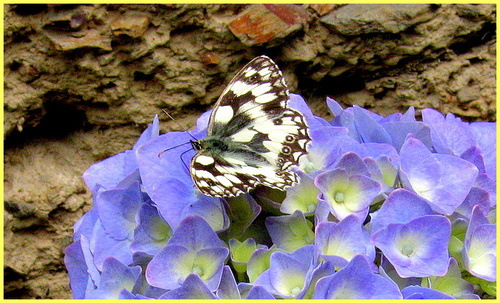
190,55 -> 311,197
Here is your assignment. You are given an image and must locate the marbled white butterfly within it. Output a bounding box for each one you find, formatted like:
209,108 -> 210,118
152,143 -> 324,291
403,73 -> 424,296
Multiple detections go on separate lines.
190,55 -> 311,197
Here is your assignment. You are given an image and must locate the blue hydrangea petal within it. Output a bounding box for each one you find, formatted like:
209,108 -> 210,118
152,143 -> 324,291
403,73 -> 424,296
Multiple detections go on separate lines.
168,216 -> 225,251
132,115 -> 160,150
382,120 -> 432,152
371,215 -> 451,277
254,245 -> 315,298
95,181 -> 142,241
130,203 -> 172,255
315,169 -> 380,220
73,207 -> 99,241
335,152 -> 370,176
303,126 -> 348,172
265,211 -> 315,252
421,257 -> 476,298
353,105 -> 393,144
470,121 -> 496,180
289,93 -> 330,129
216,265 -> 241,299
83,150 -> 138,193
400,136 -> 478,214
64,240 -> 94,299
422,108 -> 476,156
280,171 -> 320,215
313,255 -> 402,299
401,285 -> 454,299
159,274 -> 217,299
246,286 -> 276,299
146,245 -> 228,291
315,215 -> 375,265
91,220 -> 133,272
463,206 -> 496,282
247,246 -> 281,283
454,187 -> 491,219
78,234 -> 101,287
87,257 -> 141,299
370,189 -> 434,233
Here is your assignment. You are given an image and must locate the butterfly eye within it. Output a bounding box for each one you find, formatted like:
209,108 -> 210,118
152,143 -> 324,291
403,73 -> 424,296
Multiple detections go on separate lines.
273,118 -> 283,125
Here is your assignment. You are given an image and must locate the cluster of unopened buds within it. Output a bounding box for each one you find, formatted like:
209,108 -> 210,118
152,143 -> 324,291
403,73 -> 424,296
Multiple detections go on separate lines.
65,94 -> 496,299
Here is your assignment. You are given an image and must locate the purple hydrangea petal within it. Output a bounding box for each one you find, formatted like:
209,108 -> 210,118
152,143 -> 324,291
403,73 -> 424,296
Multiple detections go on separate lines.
463,206 -> 496,282
315,215 -> 374,267
304,125 -> 349,172
289,93 -> 330,129
253,245 -> 315,298
455,187 -> 491,219
95,181 -> 142,241
247,246 -> 280,283
73,207 -> 99,241
130,203 -> 172,255
216,265 -> 241,299
313,255 -> 402,299
335,152 -> 370,176
315,169 -> 380,221
421,257 -> 476,298
167,216 -> 225,250
400,136 -> 478,214
64,240 -> 94,299
246,286 -> 276,299
370,188 -> 435,233
83,150 -> 138,193
422,108 -> 475,156
146,245 -> 228,291
87,257 -> 141,299
402,285 -> 454,299
353,105 -> 393,144
91,220 -> 133,272
265,211 -> 315,252
371,215 -> 451,277
470,121 -> 496,180
280,171 -> 320,215
159,274 -> 217,299
132,115 -> 160,150
382,120 -> 432,152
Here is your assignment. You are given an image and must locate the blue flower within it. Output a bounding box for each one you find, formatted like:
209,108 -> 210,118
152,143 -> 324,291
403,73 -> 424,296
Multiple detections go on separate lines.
462,206 -> 496,282
265,211 -> 315,252
315,215 -> 375,268
371,215 -> 451,277
315,166 -> 381,221
399,135 -> 478,215
313,254 -> 402,299
253,245 -> 319,298
145,216 -> 229,291
65,97 -> 496,299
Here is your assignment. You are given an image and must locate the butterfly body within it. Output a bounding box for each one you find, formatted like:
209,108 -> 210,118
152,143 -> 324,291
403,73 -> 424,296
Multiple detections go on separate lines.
190,56 -> 311,197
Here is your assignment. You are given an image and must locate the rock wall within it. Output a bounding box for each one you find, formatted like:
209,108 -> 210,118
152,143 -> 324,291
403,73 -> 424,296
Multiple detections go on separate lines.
3,4 -> 496,298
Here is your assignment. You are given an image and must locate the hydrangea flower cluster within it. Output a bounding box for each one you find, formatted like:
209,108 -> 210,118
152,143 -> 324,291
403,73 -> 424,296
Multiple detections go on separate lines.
65,94 -> 496,299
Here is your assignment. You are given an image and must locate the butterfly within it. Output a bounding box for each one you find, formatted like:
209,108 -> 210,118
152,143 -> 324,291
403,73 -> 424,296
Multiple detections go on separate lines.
190,55 -> 311,197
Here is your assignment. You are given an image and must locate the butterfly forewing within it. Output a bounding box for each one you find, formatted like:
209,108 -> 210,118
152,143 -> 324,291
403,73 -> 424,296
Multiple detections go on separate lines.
190,55 -> 311,197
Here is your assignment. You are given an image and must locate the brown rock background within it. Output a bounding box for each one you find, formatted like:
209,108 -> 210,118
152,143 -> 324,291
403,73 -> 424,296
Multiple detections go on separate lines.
3,4 -> 496,299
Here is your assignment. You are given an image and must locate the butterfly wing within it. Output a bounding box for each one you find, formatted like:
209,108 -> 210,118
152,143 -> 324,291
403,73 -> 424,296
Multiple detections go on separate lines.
191,56 -> 310,197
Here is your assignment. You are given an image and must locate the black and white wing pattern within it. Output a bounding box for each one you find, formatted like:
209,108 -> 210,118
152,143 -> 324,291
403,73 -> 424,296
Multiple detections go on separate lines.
190,55 -> 311,197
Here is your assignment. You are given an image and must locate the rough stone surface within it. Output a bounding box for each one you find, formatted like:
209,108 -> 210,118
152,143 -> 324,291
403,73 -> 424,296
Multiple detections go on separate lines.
228,4 -> 309,46
321,4 -> 435,35
3,3 -> 496,299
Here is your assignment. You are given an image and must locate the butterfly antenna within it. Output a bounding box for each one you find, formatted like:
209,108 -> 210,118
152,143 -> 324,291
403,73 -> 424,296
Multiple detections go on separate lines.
158,141 -> 193,157
161,109 -> 198,141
